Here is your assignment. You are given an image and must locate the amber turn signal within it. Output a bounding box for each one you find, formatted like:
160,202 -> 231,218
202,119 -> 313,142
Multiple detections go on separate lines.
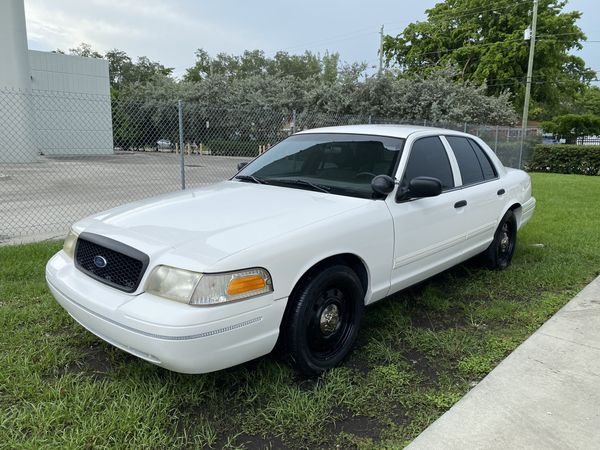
227,275 -> 267,295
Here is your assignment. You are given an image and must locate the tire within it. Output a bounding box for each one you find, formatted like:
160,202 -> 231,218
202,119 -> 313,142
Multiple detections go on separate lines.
483,210 -> 517,270
281,265 -> 364,376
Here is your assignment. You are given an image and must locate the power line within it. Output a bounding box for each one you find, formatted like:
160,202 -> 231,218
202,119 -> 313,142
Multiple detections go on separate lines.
263,28 -> 378,56
387,35 -> 598,69
413,0 -> 529,23
263,1 -> 531,59
384,0 -> 531,35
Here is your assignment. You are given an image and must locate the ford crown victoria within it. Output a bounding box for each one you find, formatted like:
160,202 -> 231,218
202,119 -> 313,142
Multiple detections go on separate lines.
46,125 -> 536,375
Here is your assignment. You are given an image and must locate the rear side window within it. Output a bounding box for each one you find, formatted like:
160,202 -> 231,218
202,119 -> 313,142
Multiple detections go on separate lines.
403,136 -> 454,190
468,139 -> 497,179
446,136 -> 484,185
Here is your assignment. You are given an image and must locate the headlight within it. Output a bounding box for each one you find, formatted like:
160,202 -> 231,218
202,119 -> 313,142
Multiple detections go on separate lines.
145,266 -> 273,306
145,265 -> 203,304
63,229 -> 79,259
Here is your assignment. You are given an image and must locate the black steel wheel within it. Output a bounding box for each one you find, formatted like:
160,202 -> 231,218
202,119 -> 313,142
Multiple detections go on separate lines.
483,210 -> 517,270
281,265 -> 364,376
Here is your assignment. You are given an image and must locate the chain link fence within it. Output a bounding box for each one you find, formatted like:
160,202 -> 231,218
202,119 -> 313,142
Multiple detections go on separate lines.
0,88 -> 541,243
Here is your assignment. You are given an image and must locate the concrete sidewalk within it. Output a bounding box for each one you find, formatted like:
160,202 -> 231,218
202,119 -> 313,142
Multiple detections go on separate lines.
407,275 -> 600,450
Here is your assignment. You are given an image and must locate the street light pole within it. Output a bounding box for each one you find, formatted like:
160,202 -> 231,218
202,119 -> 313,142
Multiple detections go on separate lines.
520,0 -> 539,167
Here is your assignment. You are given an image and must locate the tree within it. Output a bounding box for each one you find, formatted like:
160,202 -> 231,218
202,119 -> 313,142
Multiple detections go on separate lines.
321,51 -> 340,83
58,43 -> 174,95
541,113 -> 600,143
268,51 -> 321,79
183,49 -> 212,81
68,42 -> 103,59
183,49 -> 333,81
382,0 -> 596,116
575,86 -> 600,116
104,49 -> 133,89
307,65 -> 517,124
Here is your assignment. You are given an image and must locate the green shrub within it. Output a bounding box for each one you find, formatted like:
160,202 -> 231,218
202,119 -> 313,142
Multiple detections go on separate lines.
528,144 -> 600,175
206,140 -> 268,157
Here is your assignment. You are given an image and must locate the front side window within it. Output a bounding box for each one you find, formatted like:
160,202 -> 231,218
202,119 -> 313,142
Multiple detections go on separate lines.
236,133 -> 404,199
402,136 -> 454,190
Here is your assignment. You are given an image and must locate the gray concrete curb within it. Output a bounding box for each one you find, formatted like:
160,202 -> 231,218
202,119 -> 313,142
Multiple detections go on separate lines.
406,275 -> 600,450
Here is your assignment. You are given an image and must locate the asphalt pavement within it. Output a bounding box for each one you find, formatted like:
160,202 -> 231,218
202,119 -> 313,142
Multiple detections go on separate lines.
0,151 -> 251,243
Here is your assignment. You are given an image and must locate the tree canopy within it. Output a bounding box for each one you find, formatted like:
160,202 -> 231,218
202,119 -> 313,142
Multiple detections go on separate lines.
183,49 -> 340,82
541,113 -> 600,143
382,0 -> 597,117
61,43 -> 174,97
60,43 -> 518,125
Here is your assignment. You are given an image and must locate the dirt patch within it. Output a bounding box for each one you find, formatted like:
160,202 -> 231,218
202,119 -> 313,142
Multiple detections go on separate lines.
344,353 -> 372,375
231,433 -> 290,450
56,343 -> 112,381
409,307 -> 469,330
402,349 -> 438,385
331,414 -> 382,439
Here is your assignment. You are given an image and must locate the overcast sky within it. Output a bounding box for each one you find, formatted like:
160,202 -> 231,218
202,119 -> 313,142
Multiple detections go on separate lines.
24,0 -> 599,80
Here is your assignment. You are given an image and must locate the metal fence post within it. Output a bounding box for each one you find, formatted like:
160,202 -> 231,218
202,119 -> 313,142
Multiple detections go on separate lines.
518,129 -> 525,170
178,99 -> 186,190
291,109 -> 296,134
494,125 -> 499,153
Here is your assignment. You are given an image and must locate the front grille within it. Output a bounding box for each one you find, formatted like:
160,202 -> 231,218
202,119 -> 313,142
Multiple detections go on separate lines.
75,232 -> 150,293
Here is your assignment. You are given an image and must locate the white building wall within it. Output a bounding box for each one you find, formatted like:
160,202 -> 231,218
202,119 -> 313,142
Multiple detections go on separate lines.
29,51 -> 113,156
29,51 -> 110,96
0,0 -> 37,162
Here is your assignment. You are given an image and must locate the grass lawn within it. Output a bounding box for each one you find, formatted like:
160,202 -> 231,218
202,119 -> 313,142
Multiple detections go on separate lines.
1,172 -> 599,449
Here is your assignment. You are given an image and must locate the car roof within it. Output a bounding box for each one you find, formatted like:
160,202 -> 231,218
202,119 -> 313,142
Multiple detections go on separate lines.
295,124 -> 461,139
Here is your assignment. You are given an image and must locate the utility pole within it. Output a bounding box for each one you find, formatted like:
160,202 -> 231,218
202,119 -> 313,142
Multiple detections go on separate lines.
521,0 -> 539,144
378,25 -> 384,76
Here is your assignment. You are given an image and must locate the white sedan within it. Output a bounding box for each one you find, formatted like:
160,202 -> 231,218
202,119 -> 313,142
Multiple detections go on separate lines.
46,125 -> 536,375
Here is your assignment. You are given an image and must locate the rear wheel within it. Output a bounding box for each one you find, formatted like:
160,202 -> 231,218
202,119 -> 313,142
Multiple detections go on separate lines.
281,265 -> 364,376
483,210 -> 517,270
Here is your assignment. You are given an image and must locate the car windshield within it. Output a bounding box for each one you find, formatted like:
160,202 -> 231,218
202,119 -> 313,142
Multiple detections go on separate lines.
235,133 -> 404,199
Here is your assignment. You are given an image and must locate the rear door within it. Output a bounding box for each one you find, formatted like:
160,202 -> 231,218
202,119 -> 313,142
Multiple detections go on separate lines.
442,135 -> 502,256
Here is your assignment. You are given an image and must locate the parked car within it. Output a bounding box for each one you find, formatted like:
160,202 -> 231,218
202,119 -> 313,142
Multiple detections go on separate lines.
156,139 -> 173,151
46,125 -> 536,375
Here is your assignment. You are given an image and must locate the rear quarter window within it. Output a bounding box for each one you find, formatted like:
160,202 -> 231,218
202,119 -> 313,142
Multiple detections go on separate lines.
445,136 -> 484,185
468,139 -> 497,179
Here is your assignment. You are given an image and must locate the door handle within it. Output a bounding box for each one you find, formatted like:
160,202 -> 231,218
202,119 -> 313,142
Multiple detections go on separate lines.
454,200 -> 467,208
497,188 -> 506,196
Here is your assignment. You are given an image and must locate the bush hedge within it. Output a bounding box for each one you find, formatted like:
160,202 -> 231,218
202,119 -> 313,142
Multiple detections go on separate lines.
528,144 -> 600,175
206,140 -> 268,157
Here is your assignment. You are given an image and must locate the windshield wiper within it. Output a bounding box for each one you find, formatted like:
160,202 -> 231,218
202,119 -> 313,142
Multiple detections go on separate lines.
234,175 -> 268,185
269,178 -> 331,193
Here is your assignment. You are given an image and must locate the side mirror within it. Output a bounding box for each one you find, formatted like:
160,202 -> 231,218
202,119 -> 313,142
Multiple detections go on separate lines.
371,175 -> 396,195
237,162 -> 249,171
407,176 -> 442,198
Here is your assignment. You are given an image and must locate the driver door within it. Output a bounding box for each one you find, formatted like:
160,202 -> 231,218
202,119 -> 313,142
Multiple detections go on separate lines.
387,135 -> 470,293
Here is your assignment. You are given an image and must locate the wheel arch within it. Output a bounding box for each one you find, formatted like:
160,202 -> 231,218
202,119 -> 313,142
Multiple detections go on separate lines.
288,253 -> 369,305
504,202 -> 522,227
276,252 -> 370,353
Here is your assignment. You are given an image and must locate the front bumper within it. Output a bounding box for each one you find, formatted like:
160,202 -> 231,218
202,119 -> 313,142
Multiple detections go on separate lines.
46,252 -> 286,374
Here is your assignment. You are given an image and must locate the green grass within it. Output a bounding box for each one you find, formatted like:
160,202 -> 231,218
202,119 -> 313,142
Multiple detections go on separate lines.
1,172 -> 599,449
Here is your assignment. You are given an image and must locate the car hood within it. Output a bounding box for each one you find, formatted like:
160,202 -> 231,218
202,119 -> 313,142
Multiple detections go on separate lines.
78,181 -> 368,269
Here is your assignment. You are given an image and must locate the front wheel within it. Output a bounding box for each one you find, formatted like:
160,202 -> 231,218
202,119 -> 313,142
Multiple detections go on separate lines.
281,265 -> 364,376
483,210 -> 517,270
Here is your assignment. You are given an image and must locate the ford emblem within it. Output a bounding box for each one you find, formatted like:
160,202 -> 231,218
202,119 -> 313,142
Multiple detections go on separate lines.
93,255 -> 108,268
